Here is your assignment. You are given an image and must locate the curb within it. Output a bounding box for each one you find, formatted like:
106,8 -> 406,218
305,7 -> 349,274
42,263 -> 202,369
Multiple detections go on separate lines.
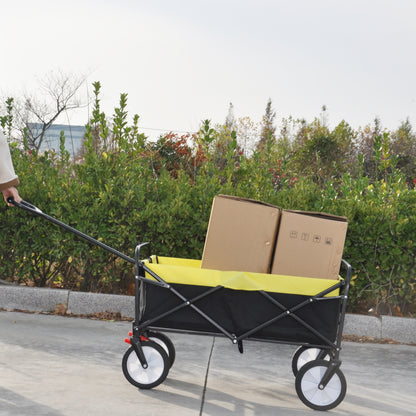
1,285 -> 415,344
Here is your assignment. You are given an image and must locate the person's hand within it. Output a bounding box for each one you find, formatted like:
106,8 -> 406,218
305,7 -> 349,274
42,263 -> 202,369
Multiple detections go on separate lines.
2,187 -> 21,206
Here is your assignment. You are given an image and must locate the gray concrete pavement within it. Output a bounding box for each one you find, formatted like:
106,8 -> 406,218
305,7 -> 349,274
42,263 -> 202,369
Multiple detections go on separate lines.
0,311 -> 415,416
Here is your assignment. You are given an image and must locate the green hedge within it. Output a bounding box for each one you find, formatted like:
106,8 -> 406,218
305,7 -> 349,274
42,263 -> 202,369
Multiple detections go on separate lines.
1,86 -> 415,316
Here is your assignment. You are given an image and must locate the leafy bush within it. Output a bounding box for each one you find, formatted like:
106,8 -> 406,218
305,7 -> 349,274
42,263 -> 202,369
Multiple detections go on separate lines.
1,85 -> 415,316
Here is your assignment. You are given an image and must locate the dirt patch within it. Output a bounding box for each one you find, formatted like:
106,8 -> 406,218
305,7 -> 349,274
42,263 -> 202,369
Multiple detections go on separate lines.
0,307 -> 133,322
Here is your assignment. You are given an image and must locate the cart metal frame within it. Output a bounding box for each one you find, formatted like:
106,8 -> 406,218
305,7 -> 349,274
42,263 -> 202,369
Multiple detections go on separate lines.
132,243 -> 351,354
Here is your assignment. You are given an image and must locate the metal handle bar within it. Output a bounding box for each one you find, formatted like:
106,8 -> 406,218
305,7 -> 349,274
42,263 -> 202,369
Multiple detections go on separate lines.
8,197 -> 135,264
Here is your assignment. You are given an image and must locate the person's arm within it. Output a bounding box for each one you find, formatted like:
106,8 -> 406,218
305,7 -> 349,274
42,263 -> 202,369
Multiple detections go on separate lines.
0,131 -> 21,205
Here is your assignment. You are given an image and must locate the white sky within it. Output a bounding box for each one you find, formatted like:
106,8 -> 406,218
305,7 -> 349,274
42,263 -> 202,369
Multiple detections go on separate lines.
2,0 -> 416,138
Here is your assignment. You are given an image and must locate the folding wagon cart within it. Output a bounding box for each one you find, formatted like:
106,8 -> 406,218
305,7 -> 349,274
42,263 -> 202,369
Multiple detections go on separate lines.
11,199 -> 352,411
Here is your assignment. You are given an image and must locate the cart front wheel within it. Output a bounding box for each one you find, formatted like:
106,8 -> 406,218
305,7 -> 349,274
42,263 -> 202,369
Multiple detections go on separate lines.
147,331 -> 176,368
295,360 -> 347,411
122,341 -> 169,389
292,346 -> 330,376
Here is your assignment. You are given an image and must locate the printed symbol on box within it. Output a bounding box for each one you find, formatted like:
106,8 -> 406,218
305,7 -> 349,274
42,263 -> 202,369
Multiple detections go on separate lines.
325,237 -> 333,245
290,230 -> 298,239
313,235 -> 321,243
301,232 -> 309,241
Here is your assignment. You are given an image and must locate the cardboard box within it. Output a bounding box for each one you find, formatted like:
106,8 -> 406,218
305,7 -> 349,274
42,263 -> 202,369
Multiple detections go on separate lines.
201,195 -> 281,273
271,210 -> 348,279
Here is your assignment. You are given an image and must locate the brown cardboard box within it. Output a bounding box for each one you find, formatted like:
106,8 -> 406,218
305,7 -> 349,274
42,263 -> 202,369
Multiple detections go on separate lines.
271,210 -> 348,279
201,195 -> 281,273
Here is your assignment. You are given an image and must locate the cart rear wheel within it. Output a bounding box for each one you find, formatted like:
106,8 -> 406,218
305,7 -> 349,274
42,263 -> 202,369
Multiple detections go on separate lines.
147,331 -> 176,367
295,360 -> 347,411
122,341 -> 169,389
292,346 -> 330,376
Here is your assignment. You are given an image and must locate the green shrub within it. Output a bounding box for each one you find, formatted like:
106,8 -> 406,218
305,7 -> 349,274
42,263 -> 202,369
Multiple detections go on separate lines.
1,85 -> 415,316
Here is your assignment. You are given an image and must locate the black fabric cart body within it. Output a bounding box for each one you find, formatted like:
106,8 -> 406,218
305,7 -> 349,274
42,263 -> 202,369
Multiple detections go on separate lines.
10,199 -> 352,411
134,250 -> 350,351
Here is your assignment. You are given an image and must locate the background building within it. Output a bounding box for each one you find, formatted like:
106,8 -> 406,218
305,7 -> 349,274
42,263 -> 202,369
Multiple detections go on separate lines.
33,124 -> 85,158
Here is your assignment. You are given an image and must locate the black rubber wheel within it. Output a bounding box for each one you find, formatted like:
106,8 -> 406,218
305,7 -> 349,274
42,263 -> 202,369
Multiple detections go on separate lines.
295,360 -> 347,411
147,331 -> 176,368
291,346 -> 330,376
122,340 -> 169,389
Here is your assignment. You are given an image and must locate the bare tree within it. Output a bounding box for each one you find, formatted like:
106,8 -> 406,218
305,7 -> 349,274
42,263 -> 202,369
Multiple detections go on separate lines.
10,71 -> 87,151
234,116 -> 260,157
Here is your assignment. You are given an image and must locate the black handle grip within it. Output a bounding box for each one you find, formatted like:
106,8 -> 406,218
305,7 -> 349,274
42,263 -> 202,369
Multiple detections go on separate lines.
8,197 -> 43,214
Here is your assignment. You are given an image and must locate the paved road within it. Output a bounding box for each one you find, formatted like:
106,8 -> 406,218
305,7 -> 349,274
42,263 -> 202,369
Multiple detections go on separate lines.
0,310 -> 415,416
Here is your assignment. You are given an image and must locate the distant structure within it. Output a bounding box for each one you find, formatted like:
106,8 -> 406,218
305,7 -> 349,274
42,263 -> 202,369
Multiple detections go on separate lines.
31,124 -> 86,158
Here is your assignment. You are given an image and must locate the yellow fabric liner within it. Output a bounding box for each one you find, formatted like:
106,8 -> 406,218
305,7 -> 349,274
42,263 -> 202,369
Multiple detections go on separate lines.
144,257 -> 340,297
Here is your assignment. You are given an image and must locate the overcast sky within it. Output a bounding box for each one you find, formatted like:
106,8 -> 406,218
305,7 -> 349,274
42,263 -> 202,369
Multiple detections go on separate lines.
2,0 -> 416,138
